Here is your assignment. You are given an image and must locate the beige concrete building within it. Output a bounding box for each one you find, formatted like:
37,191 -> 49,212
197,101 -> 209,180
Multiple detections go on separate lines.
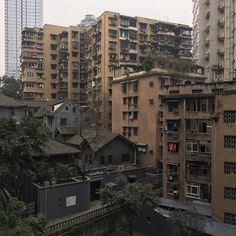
112,67 -> 205,168
162,81 -> 236,225
84,11 -> 193,128
21,11 -> 192,128
21,24 -> 82,104
192,0 -> 236,81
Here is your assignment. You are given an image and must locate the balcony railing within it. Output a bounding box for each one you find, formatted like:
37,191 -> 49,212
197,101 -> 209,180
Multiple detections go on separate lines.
186,174 -> 211,184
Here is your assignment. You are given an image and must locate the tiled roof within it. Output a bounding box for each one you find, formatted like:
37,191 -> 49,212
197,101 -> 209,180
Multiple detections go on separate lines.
36,139 -> 80,156
66,129 -> 120,152
34,101 -> 64,117
0,93 -> 27,108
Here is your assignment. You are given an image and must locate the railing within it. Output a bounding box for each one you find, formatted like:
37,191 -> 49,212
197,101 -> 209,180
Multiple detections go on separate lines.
47,205 -> 118,235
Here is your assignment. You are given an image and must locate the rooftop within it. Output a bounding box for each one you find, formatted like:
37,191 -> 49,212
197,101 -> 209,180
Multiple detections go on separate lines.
113,68 -> 206,84
0,93 -> 27,108
35,139 -> 80,156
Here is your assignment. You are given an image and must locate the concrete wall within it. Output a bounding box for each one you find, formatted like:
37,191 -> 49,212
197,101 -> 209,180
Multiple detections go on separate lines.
34,178 -> 90,220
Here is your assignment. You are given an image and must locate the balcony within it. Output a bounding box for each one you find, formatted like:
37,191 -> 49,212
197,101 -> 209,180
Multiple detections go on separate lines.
186,131 -> 211,141
186,174 -> 210,184
185,111 -> 212,119
186,151 -> 211,163
166,131 -> 179,142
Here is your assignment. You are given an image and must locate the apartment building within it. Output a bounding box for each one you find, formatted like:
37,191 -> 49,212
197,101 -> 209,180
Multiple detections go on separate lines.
192,0 -> 236,81
83,11 -> 193,128
21,24 -> 82,103
162,81 -> 236,225
112,67 -> 205,168
5,0 -> 43,79
21,11 -> 192,128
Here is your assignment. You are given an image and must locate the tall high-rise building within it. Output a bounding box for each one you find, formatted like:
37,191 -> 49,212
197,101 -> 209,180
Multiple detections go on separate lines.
5,0 -> 43,79
192,0 -> 236,81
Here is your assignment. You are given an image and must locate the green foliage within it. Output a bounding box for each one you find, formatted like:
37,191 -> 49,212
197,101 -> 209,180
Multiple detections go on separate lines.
0,75 -> 22,99
169,210 -> 207,236
0,117 -> 48,196
101,175 -> 158,236
141,54 -> 154,71
154,55 -> 195,74
0,198 -> 47,236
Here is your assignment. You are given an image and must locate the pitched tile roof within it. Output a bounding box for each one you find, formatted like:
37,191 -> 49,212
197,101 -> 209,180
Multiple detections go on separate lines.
0,93 -> 27,108
35,139 -> 80,156
66,129 -> 124,152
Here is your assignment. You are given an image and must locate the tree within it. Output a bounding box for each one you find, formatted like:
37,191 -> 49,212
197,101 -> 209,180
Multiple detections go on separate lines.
0,117 -> 48,197
169,209 -> 207,236
0,198 -> 47,236
141,54 -> 154,71
0,75 -> 22,99
101,175 -> 158,236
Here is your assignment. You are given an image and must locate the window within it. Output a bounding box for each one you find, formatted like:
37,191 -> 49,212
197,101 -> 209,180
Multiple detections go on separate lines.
224,187 -> 236,200
186,183 -> 200,199
66,196 -> 76,207
121,154 -> 130,163
48,116 -> 54,125
149,99 -> 154,105
133,97 -> 138,106
168,142 -> 179,153
109,29 -> 117,38
149,81 -> 154,87
26,72 -> 34,77
133,127 -> 139,136
133,81 -> 139,92
224,162 -> 236,175
100,156 -> 105,166
130,43 -> 137,50
25,83 -> 34,88
224,212 -> 236,225
51,54 -> 57,60
168,102 -> 178,112
168,164 -> 179,174
129,18 -> 137,27
51,94 -> 57,99
50,44 -> 57,50
72,72 -> 78,79
133,112 -> 138,120
139,23 -> 147,31
224,111 -> 236,123
109,41 -> 116,49
107,155 -> 113,165
60,118 -> 67,126
50,34 -> 57,40
51,74 -> 57,79
224,136 -> 236,149
51,64 -> 57,70
72,52 -> 78,57
186,140 -> 198,153
72,83 -> 78,88
51,83 -> 57,89
121,83 -> 127,93
167,120 -> 178,132
192,89 -> 203,94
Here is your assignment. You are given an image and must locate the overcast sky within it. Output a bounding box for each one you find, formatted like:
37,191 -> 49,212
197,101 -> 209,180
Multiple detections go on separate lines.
0,0 -> 193,76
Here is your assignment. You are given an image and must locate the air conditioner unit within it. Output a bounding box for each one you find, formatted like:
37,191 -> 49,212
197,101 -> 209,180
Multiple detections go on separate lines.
169,175 -> 173,181
129,116 -> 134,120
